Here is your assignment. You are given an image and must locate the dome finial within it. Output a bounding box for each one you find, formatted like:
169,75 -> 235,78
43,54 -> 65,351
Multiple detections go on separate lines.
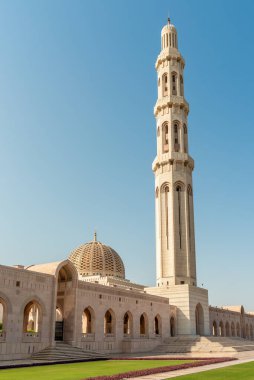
167,17 -> 170,25
93,231 -> 97,242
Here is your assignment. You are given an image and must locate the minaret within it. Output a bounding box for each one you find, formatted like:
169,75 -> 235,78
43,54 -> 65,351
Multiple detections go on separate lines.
147,19 -> 209,336
153,18 -> 197,288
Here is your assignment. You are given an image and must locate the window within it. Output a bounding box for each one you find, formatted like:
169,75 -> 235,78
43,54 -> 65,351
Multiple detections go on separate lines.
162,74 -> 168,97
173,122 -> 180,152
171,73 -> 177,95
162,123 -> 169,153
176,185 -> 182,249
23,301 -> 40,333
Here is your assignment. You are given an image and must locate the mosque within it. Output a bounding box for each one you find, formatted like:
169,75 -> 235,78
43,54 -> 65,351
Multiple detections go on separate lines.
0,19 -> 254,361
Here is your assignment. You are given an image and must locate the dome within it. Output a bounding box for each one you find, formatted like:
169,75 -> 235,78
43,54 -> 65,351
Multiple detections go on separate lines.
69,233 -> 125,279
161,18 -> 177,34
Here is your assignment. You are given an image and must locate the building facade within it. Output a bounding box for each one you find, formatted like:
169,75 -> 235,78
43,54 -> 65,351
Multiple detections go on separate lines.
0,19 -> 253,361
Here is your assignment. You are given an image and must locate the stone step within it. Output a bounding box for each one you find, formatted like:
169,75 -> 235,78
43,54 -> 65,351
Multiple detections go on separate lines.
31,342 -> 108,362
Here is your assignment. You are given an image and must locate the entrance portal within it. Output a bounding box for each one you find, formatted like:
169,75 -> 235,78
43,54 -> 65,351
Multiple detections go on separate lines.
195,303 -> 204,335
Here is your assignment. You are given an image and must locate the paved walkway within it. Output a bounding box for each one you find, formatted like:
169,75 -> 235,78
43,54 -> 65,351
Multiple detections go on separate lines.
128,352 -> 254,379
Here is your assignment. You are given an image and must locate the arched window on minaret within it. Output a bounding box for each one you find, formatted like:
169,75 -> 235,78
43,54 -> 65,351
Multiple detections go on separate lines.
162,122 -> 169,153
176,184 -> 183,249
164,186 -> 169,249
171,72 -> 177,95
187,185 -> 193,254
180,75 -> 184,96
162,73 -> 168,97
173,121 -> 180,152
183,124 -> 188,153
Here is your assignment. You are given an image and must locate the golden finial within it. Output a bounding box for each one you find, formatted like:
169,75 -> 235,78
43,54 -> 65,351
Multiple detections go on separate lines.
93,231 -> 97,242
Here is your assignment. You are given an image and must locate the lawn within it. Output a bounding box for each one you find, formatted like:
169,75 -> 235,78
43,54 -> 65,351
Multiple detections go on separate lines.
0,359 -> 193,380
174,360 -> 254,379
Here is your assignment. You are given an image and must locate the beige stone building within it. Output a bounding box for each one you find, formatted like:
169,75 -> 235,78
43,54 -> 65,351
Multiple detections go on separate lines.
0,19 -> 253,361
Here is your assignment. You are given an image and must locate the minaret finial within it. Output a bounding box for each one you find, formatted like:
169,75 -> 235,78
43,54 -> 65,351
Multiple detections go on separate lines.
168,17 -> 170,25
93,231 -> 97,242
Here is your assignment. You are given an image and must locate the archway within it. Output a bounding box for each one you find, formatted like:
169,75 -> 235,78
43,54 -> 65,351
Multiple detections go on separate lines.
55,261 -> 77,342
212,321 -> 217,336
154,314 -> 161,336
195,303 -> 204,335
104,309 -> 115,335
170,316 -> 176,337
219,321 -> 224,336
23,301 -> 41,333
123,311 -> 133,337
140,313 -> 148,336
82,307 -> 95,335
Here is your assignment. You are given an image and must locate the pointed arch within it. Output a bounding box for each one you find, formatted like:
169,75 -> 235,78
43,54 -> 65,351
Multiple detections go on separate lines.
219,321 -> 224,336
225,321 -> 230,337
162,122 -> 169,153
171,72 -> 177,95
154,314 -> 162,336
170,316 -> 176,337
173,121 -> 180,152
195,303 -> 204,335
162,73 -> 168,97
183,124 -> 188,153
82,306 -> 95,334
23,300 -> 42,333
123,311 -> 133,337
140,312 -> 148,336
104,309 -> 115,336
212,321 -> 217,336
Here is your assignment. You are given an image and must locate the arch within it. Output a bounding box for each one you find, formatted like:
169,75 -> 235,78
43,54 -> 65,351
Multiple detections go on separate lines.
230,321 -> 235,337
180,75 -> 184,96
154,314 -> 162,336
183,124 -> 188,153
0,295 -> 11,333
212,321 -> 217,336
162,73 -> 168,97
161,182 -> 170,192
23,300 -> 42,333
174,181 -> 185,191
219,321 -> 224,336
140,312 -> 148,336
173,121 -> 180,152
82,306 -> 95,334
104,309 -> 115,335
195,303 -> 204,335
162,122 -> 169,153
123,311 -> 133,337
170,316 -> 176,337
236,322 -> 240,337
171,72 -> 177,95
225,321 -> 230,337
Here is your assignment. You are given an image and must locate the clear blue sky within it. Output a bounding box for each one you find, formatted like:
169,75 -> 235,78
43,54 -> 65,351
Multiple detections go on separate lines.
0,0 -> 254,310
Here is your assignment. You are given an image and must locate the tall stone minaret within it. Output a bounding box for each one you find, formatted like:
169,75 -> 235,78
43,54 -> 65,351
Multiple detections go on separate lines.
153,18 -> 197,288
147,19 -> 209,336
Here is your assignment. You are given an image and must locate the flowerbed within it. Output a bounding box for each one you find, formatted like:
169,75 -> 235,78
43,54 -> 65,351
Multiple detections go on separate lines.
83,357 -> 236,380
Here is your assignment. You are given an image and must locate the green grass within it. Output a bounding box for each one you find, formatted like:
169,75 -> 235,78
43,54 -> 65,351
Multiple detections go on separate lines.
173,360 -> 254,379
0,359 -> 193,380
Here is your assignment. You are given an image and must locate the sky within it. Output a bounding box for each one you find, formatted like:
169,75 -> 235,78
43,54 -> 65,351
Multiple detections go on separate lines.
0,0 -> 254,310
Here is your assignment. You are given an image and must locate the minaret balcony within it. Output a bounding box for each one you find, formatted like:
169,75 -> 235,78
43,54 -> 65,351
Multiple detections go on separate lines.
154,96 -> 189,116
152,153 -> 194,172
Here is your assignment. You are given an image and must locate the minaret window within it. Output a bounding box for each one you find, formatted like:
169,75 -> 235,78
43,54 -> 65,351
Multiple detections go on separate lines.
165,186 -> 169,249
183,124 -> 188,153
166,33 -> 168,47
173,122 -> 180,152
162,122 -> 169,153
187,185 -> 193,253
180,75 -> 184,96
162,74 -> 168,96
176,185 -> 182,249
171,73 -> 177,95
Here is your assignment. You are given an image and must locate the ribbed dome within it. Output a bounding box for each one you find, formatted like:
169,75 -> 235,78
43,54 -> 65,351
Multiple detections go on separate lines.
69,234 -> 125,279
